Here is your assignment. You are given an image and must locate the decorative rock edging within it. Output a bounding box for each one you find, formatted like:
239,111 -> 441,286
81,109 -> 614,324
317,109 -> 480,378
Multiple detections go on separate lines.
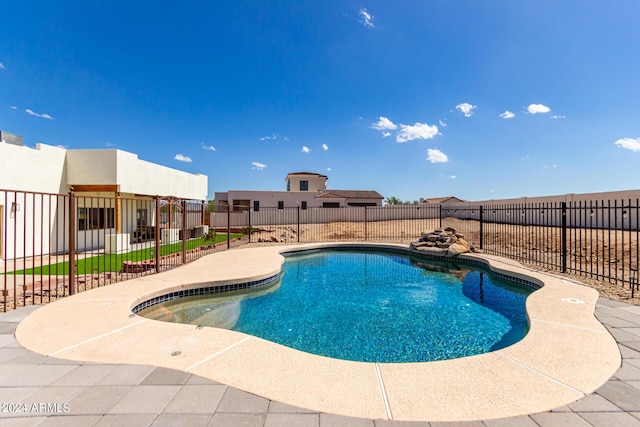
409,226 -> 480,256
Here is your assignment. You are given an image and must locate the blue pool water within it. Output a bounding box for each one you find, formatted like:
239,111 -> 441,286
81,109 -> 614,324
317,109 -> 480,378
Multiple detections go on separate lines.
140,250 -> 533,362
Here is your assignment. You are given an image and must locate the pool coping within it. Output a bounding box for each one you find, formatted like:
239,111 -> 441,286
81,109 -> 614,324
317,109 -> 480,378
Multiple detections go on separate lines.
14,242 -> 621,422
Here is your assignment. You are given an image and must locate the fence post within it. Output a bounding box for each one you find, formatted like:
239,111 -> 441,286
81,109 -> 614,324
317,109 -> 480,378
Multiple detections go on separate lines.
248,208 -> 252,243
561,202 -> 567,273
182,200 -> 187,264
439,205 -> 442,229
155,197 -> 160,273
201,200 -> 205,228
479,206 -> 484,250
68,190 -> 76,295
227,203 -> 231,249
297,206 -> 300,243
364,206 -> 368,241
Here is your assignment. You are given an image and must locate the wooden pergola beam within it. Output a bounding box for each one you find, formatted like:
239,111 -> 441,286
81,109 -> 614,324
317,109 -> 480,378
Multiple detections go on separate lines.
71,184 -> 119,193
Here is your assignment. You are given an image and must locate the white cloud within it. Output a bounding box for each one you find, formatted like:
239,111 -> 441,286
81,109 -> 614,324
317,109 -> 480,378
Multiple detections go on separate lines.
449,175 -> 457,179
551,115 -> 566,119
438,120 -> 447,127
252,161 -> 267,170
201,144 -> 216,151
359,8 -> 374,28
327,167 -> 332,171
527,104 -> 550,114
26,109 -> 53,119
372,116 -> 397,132
614,137 -> 640,152
0,62 -> 5,69
397,122 -> 439,143
455,103 -> 476,117
260,134 -> 278,141
302,146 -> 311,153
427,148 -> 448,163
499,111 -> 515,119
322,143 -> 329,150
382,131 -> 391,137
174,154 -> 192,162
10,106 -> 17,110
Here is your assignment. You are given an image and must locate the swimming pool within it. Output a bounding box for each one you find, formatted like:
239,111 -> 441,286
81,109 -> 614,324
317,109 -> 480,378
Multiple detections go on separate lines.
138,249 -> 533,362
17,243 -> 621,421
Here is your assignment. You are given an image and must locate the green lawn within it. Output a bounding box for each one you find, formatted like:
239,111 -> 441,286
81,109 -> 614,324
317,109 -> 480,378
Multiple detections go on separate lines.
12,233 -> 244,275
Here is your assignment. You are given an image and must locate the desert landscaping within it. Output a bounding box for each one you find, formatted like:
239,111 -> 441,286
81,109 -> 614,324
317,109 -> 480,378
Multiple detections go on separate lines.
244,218 -> 639,306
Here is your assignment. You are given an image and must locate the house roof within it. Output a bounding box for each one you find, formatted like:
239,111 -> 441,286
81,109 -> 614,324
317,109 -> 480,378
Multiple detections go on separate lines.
285,172 -> 328,180
421,196 -> 467,204
315,190 -> 384,199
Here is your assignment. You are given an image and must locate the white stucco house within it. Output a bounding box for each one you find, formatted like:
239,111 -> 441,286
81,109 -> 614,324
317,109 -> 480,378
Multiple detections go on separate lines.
0,131 -> 208,259
214,172 -> 383,211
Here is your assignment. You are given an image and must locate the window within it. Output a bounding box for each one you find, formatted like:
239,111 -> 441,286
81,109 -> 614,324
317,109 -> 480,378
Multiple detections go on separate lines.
300,180 -> 309,191
278,201 -> 284,209
301,201 -> 307,210
322,202 -> 340,208
78,207 -> 115,230
253,200 -> 260,211
232,199 -> 250,212
287,180 -> 290,191
136,209 -> 148,227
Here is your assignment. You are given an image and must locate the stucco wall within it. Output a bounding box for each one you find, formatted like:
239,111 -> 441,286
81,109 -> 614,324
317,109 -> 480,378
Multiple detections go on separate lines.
286,174 -> 327,192
65,149 -> 207,200
115,151 -> 207,200
222,191 -> 327,209
1,143 -> 207,259
0,191 -> 67,260
217,190 -> 383,210
468,189 -> 640,205
439,189 -> 640,230
0,142 -> 67,193
210,205 -> 438,227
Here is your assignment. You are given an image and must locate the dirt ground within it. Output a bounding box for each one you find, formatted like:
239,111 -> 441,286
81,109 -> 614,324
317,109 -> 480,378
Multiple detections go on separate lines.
246,218 -> 640,306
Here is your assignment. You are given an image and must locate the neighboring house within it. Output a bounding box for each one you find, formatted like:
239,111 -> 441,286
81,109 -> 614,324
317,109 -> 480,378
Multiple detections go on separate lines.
419,196 -> 467,205
214,172 -> 383,211
0,131 -> 208,259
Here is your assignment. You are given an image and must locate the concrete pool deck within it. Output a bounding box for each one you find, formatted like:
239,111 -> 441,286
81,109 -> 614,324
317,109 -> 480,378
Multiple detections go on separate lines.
11,243 -> 631,422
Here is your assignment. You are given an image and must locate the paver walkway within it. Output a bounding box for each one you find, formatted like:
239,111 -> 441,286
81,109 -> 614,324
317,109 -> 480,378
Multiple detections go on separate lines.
1,298 -> 639,426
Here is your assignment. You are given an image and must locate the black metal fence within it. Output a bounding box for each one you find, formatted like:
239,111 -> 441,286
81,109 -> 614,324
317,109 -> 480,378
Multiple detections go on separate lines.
3,193 -> 639,311
1,190 -> 244,312
210,200 -> 639,296
440,201 -> 639,295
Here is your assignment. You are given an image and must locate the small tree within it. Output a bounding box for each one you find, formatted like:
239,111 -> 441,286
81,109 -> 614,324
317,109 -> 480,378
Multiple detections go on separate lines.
384,196 -> 403,205
203,229 -> 217,246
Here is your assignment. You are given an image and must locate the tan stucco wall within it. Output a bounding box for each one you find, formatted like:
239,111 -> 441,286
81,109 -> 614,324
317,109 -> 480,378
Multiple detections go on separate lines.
286,174 -> 327,192
469,189 -> 640,205
222,190 -> 325,209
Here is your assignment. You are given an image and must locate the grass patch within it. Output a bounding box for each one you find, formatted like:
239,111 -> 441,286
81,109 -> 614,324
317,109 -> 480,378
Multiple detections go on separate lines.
12,233 -> 244,275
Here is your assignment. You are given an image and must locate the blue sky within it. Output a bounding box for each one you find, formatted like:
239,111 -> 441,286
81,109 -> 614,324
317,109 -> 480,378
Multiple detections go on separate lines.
2,1 -> 639,202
